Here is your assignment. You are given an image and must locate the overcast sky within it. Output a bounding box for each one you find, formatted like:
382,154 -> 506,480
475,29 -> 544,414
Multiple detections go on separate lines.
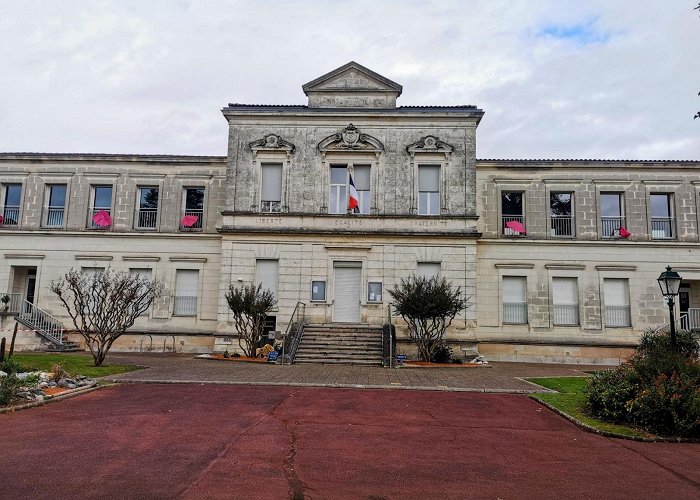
1,1 -> 699,160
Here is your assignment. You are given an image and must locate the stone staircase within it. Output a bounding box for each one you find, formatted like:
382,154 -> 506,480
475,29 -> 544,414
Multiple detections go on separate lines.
294,324 -> 383,366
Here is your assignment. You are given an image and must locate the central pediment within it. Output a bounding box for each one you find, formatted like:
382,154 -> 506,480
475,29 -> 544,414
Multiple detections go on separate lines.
302,61 -> 402,109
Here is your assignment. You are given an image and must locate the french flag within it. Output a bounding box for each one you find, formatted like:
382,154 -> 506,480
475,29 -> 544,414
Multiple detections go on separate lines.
348,173 -> 360,212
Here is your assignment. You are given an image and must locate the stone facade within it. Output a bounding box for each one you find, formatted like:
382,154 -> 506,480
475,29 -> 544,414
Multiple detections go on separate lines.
1,62 -> 698,363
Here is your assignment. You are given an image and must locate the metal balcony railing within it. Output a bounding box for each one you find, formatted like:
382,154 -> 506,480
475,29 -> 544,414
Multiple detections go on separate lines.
181,209 -> 203,230
651,217 -> 675,239
503,302 -> 528,324
601,216 -> 625,238
2,293 -> 22,314
90,208 -> 112,228
550,215 -> 574,237
553,304 -> 579,326
604,305 -> 631,327
502,215 -> 525,236
173,295 -> 198,316
1,206 -> 19,226
136,208 -> 158,229
45,208 -> 65,227
260,201 -> 282,213
684,308 -> 700,330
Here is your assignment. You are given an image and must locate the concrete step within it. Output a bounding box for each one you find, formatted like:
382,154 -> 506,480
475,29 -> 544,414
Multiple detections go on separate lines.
297,345 -> 381,353
295,358 -> 382,366
301,337 -> 382,346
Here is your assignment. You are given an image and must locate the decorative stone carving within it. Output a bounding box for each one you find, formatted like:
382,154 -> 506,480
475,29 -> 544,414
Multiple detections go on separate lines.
406,136 -> 454,157
249,134 -> 296,158
318,124 -> 384,153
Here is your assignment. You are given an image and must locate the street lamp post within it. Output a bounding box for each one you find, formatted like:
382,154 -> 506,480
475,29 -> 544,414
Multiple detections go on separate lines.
657,266 -> 682,349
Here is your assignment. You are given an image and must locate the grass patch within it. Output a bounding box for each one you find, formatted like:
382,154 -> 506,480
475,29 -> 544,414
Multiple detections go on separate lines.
527,376 -> 654,439
8,353 -> 141,378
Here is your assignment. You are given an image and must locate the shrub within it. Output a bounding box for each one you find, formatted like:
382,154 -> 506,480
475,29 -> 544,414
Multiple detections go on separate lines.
628,370 -> 700,437
1,358 -> 26,375
0,374 -> 21,405
51,363 -> 69,381
430,342 -> 453,363
587,329 -> 700,437
587,365 -> 638,423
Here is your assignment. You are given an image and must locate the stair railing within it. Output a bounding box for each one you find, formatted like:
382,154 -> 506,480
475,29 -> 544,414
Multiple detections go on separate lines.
282,301 -> 306,365
18,300 -> 64,345
654,312 -> 688,334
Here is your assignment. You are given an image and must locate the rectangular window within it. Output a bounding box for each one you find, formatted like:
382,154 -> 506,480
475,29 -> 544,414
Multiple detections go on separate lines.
136,187 -> 159,229
650,193 -> 674,239
1,183 -> 22,227
416,262 -> 441,279
550,192 -> 574,237
604,278 -> 631,327
503,276 -> 527,324
256,259 -> 279,301
600,192 -> 624,238
552,277 -> 579,325
89,186 -> 113,229
44,184 -> 67,228
182,187 -> 205,230
329,165 -> 348,214
368,282 -> 383,303
260,163 -> 282,213
353,165 -> 371,215
174,269 -> 198,316
311,280 -> 326,302
501,191 -> 524,235
418,165 -> 440,215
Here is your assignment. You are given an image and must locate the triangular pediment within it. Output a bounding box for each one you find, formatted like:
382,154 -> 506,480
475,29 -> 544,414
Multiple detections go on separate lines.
303,62 -> 402,94
303,62 -> 402,109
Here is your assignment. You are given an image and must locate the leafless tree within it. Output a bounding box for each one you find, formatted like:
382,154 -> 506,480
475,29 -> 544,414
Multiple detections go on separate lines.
225,283 -> 276,357
50,268 -> 163,366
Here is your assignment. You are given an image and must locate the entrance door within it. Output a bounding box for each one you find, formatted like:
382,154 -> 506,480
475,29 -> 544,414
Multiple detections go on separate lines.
24,268 -> 37,314
333,263 -> 361,323
679,289 -> 690,329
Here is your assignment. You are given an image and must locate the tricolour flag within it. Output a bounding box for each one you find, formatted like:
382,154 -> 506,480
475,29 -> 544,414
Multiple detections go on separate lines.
348,173 -> 359,212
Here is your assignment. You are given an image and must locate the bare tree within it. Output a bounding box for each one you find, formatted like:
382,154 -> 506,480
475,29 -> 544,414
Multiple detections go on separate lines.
225,283 -> 275,357
50,268 -> 163,366
389,275 -> 468,361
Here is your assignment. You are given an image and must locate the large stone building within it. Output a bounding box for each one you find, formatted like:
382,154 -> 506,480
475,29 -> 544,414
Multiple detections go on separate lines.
1,62 -> 698,364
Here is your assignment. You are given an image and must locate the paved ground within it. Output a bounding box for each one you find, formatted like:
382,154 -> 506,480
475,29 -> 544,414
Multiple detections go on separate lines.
103,353 -> 603,392
1,384 -> 698,499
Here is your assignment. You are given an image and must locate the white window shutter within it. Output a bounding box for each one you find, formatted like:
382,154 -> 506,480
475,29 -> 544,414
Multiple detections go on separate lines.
418,165 -> 440,191
416,262 -> 441,279
256,260 -> 279,299
503,276 -> 527,302
604,278 -> 629,306
175,270 -> 199,297
552,277 -> 578,305
261,164 -> 282,202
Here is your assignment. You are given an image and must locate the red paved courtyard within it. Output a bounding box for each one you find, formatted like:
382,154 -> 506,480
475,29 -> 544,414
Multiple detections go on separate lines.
1,384 -> 698,499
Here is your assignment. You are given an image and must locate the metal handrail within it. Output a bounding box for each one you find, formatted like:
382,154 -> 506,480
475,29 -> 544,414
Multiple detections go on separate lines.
163,335 -> 176,353
17,300 -> 64,344
282,301 -> 306,364
140,334 -> 153,352
654,313 -> 688,334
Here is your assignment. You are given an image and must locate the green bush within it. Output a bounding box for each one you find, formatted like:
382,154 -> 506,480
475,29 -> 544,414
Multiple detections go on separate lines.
628,370 -> 700,437
0,374 -> 21,405
587,329 -> 700,438
1,357 -> 26,375
587,365 -> 638,423
430,342 -> 453,363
